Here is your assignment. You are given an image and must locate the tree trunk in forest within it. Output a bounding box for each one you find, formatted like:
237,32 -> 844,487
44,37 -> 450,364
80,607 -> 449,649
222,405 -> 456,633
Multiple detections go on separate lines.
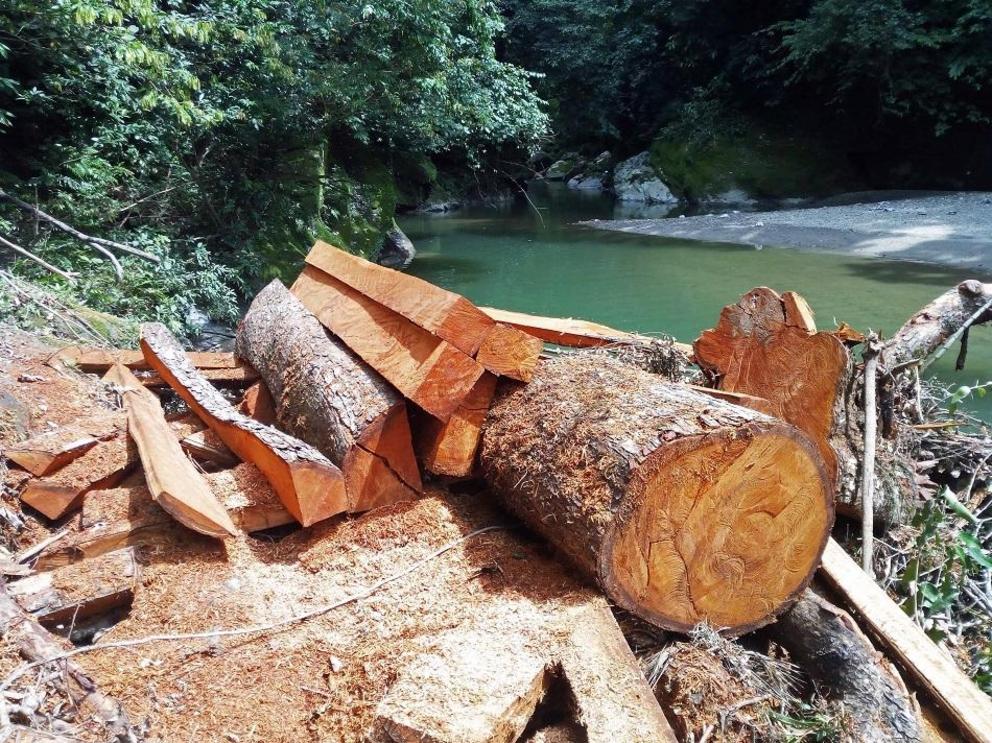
769,589 -> 923,742
140,322 -> 346,527
237,280 -> 422,512
480,355 -> 834,634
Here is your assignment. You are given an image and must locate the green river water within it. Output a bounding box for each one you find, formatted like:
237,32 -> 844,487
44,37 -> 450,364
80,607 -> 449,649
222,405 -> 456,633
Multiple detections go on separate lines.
402,182 -> 992,419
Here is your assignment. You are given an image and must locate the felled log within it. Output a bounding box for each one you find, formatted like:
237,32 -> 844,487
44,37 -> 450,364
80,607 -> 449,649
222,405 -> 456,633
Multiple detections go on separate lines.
20,435 -> 138,519
770,588 -> 923,742
237,280 -> 422,512
303,240 -> 543,381
8,547 -> 139,628
883,280 -> 992,368
694,286 -> 850,485
4,413 -> 122,476
480,355 -> 833,633
291,265 -> 485,420
414,372 -> 497,477
693,286 -> 921,525
140,322 -> 346,526
820,539 -> 992,743
104,362 -> 237,538
0,580 -> 132,739
139,365 -> 259,388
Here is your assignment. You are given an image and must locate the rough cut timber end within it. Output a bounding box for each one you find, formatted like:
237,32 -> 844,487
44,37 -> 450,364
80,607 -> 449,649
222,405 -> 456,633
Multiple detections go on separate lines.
475,322 -> 544,382
239,381 -> 276,425
304,239 -> 495,355
291,265 -> 485,421
139,322 -> 347,527
103,362 -> 238,538
19,436 -> 137,519
236,279 -> 422,513
693,286 -> 850,485
9,547 -> 139,627
415,372 -> 498,477
6,434 -> 100,477
482,355 -> 834,634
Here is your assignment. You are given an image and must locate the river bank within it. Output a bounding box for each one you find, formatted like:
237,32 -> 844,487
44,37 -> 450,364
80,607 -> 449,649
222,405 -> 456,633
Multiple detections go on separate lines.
579,191 -> 992,270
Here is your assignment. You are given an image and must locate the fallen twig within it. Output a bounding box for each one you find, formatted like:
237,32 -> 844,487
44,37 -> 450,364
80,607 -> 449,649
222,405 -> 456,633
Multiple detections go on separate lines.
861,334 -> 880,575
14,528 -> 72,565
0,524 -> 508,691
0,234 -> 78,281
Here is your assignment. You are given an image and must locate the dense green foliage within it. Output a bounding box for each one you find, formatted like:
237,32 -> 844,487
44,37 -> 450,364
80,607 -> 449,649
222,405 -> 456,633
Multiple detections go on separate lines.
504,0 -> 992,187
0,0 -> 546,335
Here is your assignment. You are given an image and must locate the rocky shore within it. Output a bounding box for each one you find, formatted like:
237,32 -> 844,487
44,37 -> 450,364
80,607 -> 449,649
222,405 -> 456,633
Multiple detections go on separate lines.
581,192 -> 992,270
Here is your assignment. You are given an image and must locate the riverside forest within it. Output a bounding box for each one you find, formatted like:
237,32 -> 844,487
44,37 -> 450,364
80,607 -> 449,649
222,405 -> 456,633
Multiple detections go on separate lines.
2,2 -> 992,742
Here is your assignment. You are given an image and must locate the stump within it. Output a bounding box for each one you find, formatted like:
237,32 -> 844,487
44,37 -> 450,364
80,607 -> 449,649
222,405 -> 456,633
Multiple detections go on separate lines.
480,355 -> 833,634
237,280 -> 422,512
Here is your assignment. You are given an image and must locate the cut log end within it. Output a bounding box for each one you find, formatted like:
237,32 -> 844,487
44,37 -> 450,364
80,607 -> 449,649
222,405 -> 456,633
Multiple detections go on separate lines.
288,460 -> 349,527
604,423 -> 832,633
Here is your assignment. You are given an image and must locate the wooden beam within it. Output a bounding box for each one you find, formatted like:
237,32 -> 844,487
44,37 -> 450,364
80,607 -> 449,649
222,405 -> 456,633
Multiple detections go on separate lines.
180,429 -> 238,467
481,306 -> 694,356
19,436 -> 138,519
291,265 -> 485,421
208,464 -> 295,533
304,239 -> 495,355
140,322 -> 346,527
414,372 -> 497,477
9,547 -> 139,627
104,363 -> 237,538
139,365 -> 258,388
820,538 -> 992,743
52,345 -> 244,372
5,414 -> 123,476
302,241 -> 543,381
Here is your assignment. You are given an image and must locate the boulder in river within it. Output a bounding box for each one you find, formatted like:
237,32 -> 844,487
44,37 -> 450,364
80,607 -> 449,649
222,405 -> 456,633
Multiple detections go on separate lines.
613,151 -> 678,204
567,151 -> 613,192
545,153 -> 584,181
376,221 -> 416,269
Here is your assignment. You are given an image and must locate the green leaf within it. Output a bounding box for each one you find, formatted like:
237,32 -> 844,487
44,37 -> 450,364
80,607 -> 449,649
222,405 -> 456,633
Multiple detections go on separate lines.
939,487 -> 979,525
958,532 -> 992,570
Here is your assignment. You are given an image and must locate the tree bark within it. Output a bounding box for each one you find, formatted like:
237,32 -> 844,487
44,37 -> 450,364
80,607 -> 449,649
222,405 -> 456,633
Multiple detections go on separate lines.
480,355 -> 834,634
237,280 -> 422,512
769,589 -> 923,742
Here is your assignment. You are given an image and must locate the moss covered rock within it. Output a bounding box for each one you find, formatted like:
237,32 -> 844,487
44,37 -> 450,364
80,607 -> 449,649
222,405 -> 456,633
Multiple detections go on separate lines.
651,121 -> 861,203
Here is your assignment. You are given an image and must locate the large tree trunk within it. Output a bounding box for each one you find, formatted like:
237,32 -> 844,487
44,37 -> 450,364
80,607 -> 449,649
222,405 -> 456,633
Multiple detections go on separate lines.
480,355 -> 834,634
769,589 -> 923,742
237,280 -> 422,512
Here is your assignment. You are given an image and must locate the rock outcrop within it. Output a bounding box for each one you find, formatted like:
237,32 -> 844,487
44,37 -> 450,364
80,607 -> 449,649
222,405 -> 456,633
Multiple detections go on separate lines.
376,221 -> 416,269
612,152 -> 677,204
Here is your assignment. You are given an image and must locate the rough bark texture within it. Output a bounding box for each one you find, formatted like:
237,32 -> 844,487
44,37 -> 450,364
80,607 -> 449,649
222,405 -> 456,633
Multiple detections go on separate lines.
0,581 -> 133,740
884,280 -> 992,367
140,322 -> 346,527
237,280 -> 421,512
480,355 -> 833,634
291,264 -> 485,420
770,589 -> 923,742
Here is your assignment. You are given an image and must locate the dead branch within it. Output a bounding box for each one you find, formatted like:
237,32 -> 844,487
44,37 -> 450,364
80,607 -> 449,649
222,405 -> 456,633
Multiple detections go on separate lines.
0,234 -> 78,281
861,333 -> 880,574
0,188 -> 161,274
